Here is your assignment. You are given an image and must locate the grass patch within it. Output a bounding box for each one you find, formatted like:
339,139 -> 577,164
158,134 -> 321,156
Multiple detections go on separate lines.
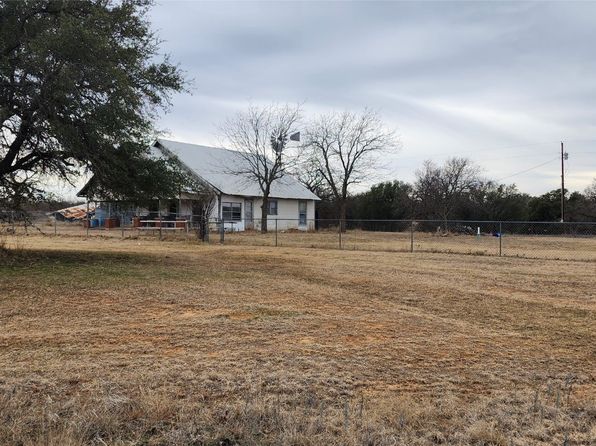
0,236 -> 594,445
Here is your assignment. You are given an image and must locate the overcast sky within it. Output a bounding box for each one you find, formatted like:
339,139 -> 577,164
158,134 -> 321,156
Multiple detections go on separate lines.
143,0 -> 596,196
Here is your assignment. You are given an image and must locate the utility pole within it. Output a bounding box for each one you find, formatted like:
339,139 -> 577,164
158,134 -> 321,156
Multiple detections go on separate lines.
560,141 -> 568,222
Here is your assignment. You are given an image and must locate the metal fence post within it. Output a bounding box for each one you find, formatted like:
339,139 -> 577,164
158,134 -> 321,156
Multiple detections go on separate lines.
220,218 -> 224,244
499,221 -> 503,257
275,219 -> 278,247
410,220 -> 414,253
338,219 -> 342,250
121,215 -> 125,239
54,214 -> 57,236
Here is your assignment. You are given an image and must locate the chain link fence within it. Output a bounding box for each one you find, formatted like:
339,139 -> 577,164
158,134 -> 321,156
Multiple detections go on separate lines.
1,210 -> 595,261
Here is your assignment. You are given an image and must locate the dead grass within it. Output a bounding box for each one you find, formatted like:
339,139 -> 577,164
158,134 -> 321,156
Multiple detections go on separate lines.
0,235 -> 594,445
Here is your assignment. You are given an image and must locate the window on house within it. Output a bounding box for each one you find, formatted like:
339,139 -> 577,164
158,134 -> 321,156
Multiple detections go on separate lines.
222,202 -> 241,221
298,201 -> 307,225
267,199 -> 278,215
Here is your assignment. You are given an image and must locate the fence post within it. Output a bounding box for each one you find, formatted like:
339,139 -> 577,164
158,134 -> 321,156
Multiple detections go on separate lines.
54,214 -> 57,236
121,214 -> 125,239
220,219 -> 224,244
86,200 -> 90,238
499,221 -> 502,257
338,219 -> 342,250
410,220 -> 414,253
275,218 -> 278,247
11,211 -> 15,234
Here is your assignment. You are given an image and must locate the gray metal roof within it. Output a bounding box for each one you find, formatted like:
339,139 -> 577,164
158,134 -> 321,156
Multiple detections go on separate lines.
154,138 -> 320,201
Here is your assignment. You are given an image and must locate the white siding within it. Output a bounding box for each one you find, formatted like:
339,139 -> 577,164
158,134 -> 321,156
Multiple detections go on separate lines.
211,195 -> 315,231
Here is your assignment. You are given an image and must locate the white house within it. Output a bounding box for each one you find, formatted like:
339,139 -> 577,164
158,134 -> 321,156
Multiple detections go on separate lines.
79,138 -> 319,231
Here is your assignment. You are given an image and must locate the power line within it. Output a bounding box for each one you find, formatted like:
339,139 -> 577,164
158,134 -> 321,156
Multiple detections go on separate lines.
495,156 -> 560,182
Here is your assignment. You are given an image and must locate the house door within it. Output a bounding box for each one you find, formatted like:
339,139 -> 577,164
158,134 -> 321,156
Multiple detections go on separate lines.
298,200 -> 307,226
244,199 -> 254,230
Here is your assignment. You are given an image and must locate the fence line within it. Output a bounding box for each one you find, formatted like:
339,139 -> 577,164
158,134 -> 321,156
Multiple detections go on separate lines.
1,211 -> 595,261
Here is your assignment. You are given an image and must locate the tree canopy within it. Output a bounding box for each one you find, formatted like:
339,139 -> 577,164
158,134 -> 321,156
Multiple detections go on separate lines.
0,0 -> 186,206
301,109 -> 399,223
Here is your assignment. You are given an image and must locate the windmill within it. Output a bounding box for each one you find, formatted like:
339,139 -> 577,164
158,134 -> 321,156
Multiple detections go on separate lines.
271,131 -> 300,158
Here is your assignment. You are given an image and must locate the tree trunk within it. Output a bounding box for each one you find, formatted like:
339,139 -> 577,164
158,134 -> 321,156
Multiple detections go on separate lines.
261,195 -> 268,233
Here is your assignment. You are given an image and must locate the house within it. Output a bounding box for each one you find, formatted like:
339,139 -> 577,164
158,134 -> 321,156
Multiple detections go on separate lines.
78,138 -> 319,231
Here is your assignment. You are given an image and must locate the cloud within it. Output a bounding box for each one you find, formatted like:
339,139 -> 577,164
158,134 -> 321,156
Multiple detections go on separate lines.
144,0 -> 596,195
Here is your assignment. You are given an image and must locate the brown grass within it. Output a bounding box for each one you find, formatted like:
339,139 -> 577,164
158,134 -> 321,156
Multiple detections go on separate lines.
0,235 -> 594,445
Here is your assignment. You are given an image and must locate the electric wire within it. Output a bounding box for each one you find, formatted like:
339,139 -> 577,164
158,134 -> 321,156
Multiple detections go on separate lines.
495,156 -> 560,182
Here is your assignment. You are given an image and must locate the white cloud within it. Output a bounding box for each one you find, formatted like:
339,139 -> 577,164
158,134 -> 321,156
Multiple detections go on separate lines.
141,0 -> 596,196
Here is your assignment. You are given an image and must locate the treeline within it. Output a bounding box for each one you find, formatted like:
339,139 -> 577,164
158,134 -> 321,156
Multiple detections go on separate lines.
313,158 -> 596,222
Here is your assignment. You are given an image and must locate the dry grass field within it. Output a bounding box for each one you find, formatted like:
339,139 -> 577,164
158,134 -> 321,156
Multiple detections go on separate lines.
0,234 -> 595,445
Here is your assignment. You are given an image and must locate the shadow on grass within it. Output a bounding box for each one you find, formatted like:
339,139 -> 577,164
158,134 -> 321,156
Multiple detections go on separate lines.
0,248 -> 165,288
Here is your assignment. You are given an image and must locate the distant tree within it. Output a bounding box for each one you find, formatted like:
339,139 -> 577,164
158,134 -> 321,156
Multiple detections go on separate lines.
525,187 -> 596,222
463,182 -> 531,221
220,103 -> 302,233
566,190 -> 596,222
585,178 -> 596,201
301,109 -> 399,228
0,0 -> 186,207
352,181 -> 414,220
527,189 -> 563,221
414,157 -> 482,223
582,179 -> 596,220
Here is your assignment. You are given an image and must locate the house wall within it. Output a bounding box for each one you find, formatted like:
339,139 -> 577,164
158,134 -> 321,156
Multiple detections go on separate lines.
215,194 -> 316,231
93,196 -> 316,232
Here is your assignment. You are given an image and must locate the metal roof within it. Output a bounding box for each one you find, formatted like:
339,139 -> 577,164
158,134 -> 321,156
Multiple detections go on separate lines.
154,138 -> 320,201
48,203 -> 96,220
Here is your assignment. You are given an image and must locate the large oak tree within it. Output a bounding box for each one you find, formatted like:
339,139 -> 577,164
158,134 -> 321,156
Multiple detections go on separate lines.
0,0 -> 186,206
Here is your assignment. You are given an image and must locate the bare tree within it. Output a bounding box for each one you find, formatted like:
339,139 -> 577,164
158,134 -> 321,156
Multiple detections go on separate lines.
220,103 -> 301,233
585,178 -> 596,201
293,157 -> 334,202
192,189 -> 216,242
301,109 -> 399,228
414,157 -> 482,224
580,178 -> 596,220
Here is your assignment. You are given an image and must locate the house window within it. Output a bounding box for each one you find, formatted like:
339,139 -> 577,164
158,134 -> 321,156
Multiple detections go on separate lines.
267,199 -> 278,215
298,201 -> 307,225
222,202 -> 241,221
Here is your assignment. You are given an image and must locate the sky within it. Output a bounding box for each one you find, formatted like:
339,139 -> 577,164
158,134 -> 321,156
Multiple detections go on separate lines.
78,0 -> 596,197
